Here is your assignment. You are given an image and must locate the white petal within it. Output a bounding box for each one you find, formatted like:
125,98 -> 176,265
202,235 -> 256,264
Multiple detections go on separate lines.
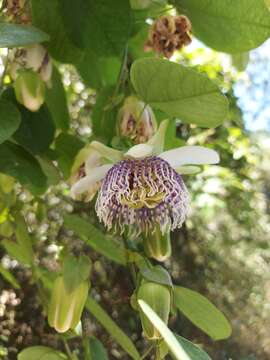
160,146 -> 220,168
124,144 -> 153,159
70,164 -> 112,199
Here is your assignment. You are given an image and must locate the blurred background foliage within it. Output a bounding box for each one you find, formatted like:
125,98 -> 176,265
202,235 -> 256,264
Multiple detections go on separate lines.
0,1 -> 270,359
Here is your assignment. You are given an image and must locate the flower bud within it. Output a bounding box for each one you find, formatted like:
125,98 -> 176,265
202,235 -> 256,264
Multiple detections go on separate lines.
14,70 -> 45,112
117,96 -> 157,144
137,281 -> 171,340
48,276 -> 90,333
143,227 -> 171,262
25,44 -> 52,83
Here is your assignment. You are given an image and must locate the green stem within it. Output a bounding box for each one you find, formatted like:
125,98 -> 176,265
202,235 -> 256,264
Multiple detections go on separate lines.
140,344 -> 154,360
63,339 -> 73,359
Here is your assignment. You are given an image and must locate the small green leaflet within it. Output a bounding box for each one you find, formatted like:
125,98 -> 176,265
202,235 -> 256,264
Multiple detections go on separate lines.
18,346 -> 67,360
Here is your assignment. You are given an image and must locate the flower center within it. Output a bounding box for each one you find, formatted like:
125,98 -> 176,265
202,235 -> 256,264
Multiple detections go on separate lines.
95,156 -> 189,238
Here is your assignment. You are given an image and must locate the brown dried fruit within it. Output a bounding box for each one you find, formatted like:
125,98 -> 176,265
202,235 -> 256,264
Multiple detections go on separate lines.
144,15 -> 192,59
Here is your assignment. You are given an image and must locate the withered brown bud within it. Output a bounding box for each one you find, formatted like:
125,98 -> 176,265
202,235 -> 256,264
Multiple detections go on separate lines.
144,15 -> 192,59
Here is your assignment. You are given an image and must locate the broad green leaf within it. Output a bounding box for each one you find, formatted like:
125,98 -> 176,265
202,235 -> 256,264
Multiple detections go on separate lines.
0,100 -> 21,144
0,264 -> 20,289
88,337 -> 109,360
14,104 -> 55,155
31,0 -> 82,64
54,133 -> 84,179
131,58 -> 228,128
92,87 -> 119,143
46,66 -> 70,130
78,49 -> 121,90
231,53 -> 250,72
63,255 -> 91,293
18,346 -> 67,360
60,0 -> 131,56
174,335 -> 211,360
86,297 -> 140,360
0,141 -> 47,195
178,0 -> 270,53
174,286 -> 232,340
64,214 -> 126,265
137,300 -> 191,360
0,23 -> 49,48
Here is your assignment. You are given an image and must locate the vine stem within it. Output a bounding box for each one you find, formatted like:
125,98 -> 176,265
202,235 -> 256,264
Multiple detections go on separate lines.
140,344 -> 155,360
63,339 -> 73,359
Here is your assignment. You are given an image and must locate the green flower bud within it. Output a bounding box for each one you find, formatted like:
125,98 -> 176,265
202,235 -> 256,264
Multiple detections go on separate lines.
137,281 -> 171,340
48,276 -> 90,333
143,227 -> 171,262
14,70 -> 45,112
117,96 -> 157,144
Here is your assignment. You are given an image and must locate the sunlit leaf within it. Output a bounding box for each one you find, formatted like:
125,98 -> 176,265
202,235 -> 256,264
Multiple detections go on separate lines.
64,214 -> 126,265
174,286 -> 232,340
86,297 -> 140,360
137,300 -> 191,360
18,346 -> 67,360
131,58 -> 228,128
178,0 -> 270,53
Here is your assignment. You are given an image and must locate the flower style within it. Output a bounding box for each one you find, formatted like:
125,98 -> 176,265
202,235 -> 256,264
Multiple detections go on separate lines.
70,120 -> 219,239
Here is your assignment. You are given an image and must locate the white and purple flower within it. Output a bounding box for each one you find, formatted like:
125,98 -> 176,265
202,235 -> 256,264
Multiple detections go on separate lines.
70,120 -> 219,239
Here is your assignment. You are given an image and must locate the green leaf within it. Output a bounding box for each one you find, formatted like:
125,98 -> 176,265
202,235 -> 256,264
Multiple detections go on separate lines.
178,0 -> 270,53
14,104 -> 55,155
0,141 -> 47,195
54,134 -> 84,179
92,87 -> 118,143
2,239 -> 32,265
174,286 -> 232,340
46,66 -> 70,130
131,58 -> 228,128
89,337 -> 109,360
137,258 -> 173,287
174,335 -> 211,360
31,0 -> 82,64
0,23 -> 49,48
14,214 -> 34,261
18,346 -> 67,360
64,214 -> 126,265
137,300 -> 191,360
0,100 -> 21,144
231,52 -> 250,72
36,156 -> 61,186
78,49 -> 121,90
60,0 -> 131,56
63,255 -> 91,293
0,264 -> 20,289
86,297 -> 140,360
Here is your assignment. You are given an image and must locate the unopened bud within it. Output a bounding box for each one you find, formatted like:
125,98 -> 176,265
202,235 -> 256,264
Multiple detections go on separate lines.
137,281 -> 171,340
143,227 -> 171,262
14,70 -> 45,112
48,276 -> 90,333
117,96 -> 157,144
25,44 -> 52,83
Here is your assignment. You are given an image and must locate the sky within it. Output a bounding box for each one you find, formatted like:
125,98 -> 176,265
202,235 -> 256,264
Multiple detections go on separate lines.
234,39 -> 270,132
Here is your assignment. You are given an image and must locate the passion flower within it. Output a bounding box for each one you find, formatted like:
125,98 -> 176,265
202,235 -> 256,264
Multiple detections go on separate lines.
71,120 -> 219,241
